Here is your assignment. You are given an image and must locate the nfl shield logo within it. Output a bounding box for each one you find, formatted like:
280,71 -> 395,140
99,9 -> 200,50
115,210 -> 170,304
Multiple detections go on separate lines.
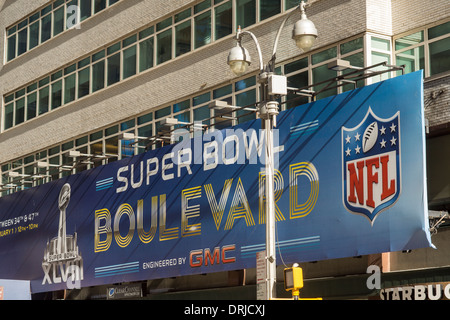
342,107 -> 401,224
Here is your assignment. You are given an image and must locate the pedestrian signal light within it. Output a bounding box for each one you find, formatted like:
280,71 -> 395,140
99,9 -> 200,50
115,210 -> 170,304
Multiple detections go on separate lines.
284,265 -> 303,298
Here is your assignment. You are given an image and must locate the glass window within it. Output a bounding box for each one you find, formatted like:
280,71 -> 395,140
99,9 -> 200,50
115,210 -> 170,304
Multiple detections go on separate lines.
107,53 -> 121,85
94,0 -> 107,13
105,125 -> 118,136
155,106 -> 171,119
53,7 -> 65,36
429,37 -> 450,76
27,83 -> 37,93
175,8 -> 191,23
312,47 -> 337,65
213,84 -> 232,99
51,80 -> 63,109
90,130 -> 103,142
428,21 -> 450,40
92,50 -> 105,62
78,56 -> 91,68
235,76 -> 256,91
396,46 -> 424,76
175,111 -> 190,128
76,136 -> 88,146
64,74 -> 76,104
214,1 -> 232,40
340,37 -> 364,55
7,36 -> 16,61
173,99 -> 190,113
123,45 -> 137,79
213,96 -> 232,130
54,0 -> 65,9
312,64 -> 337,99
29,21 -> 40,50
395,31 -> 423,51
107,42 -> 121,55
195,11 -> 211,49
18,19 -> 28,30
78,67 -> 90,98
260,0 -> 280,21
286,71 -> 308,109
194,105 -> 210,125
105,136 -> 119,162
236,89 -> 256,123
18,28 -> 28,56
236,0 -> 256,29
7,26 -> 16,36
139,37 -> 154,72
371,37 -> 390,51
26,92 -> 37,120
64,63 -> 77,75
4,103 -> 14,130
15,88 -> 25,99
176,20 -> 191,56
342,52 -> 365,91
15,98 -> 25,125
5,94 -> 14,104
80,0 -> 92,21
29,12 -> 40,24
123,34 -> 137,48
285,0 -> 299,9
371,52 -> 391,81
157,29 -> 172,65
137,124 -> 152,152
92,60 -> 105,92
284,57 -> 308,74
139,26 -> 154,39
120,119 -> 135,131
41,14 -> 52,42
138,112 -> 153,125
41,4 -> 52,16
193,92 -> 210,106
39,77 -> 50,87
39,86 -> 49,115
195,0 -> 211,13
156,17 -> 172,32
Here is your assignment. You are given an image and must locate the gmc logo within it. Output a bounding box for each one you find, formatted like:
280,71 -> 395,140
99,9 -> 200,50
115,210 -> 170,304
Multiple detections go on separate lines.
189,244 -> 236,267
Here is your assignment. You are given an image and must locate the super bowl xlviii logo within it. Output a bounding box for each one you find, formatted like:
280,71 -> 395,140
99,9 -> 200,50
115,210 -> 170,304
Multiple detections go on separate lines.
342,107 -> 401,224
42,183 -> 84,288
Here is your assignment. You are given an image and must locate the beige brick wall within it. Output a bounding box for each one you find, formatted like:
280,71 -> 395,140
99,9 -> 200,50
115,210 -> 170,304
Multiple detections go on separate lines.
392,0 -> 449,34
0,0 -> 371,163
0,0 -> 448,164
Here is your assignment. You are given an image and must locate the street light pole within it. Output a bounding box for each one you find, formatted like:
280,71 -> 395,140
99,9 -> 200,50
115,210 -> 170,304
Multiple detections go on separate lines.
227,1 -> 317,300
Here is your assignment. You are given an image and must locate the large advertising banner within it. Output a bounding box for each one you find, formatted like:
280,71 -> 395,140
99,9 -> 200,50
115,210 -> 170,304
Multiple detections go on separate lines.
0,71 -> 432,293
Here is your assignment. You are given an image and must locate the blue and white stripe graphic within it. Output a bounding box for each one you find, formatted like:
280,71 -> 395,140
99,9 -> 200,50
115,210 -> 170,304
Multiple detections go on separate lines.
96,177 -> 113,191
95,261 -> 140,278
290,120 -> 319,137
240,236 -> 320,257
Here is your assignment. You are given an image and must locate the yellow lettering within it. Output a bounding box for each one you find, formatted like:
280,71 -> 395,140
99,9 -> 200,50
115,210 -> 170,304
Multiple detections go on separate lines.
289,162 -> 319,219
259,169 -> 285,224
224,178 -> 255,230
204,179 -> 233,230
181,186 -> 202,237
94,208 -> 112,252
159,194 -> 179,241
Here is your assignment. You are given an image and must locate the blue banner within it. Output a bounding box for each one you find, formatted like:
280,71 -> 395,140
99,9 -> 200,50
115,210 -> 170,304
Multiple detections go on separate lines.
0,71 -> 432,293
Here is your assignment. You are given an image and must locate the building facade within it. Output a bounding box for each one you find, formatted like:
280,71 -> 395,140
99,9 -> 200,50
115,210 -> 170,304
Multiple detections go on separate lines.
0,0 -> 449,299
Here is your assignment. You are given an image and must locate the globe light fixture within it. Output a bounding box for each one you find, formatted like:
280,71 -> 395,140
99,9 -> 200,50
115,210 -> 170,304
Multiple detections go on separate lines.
227,41 -> 252,76
292,1 -> 318,52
